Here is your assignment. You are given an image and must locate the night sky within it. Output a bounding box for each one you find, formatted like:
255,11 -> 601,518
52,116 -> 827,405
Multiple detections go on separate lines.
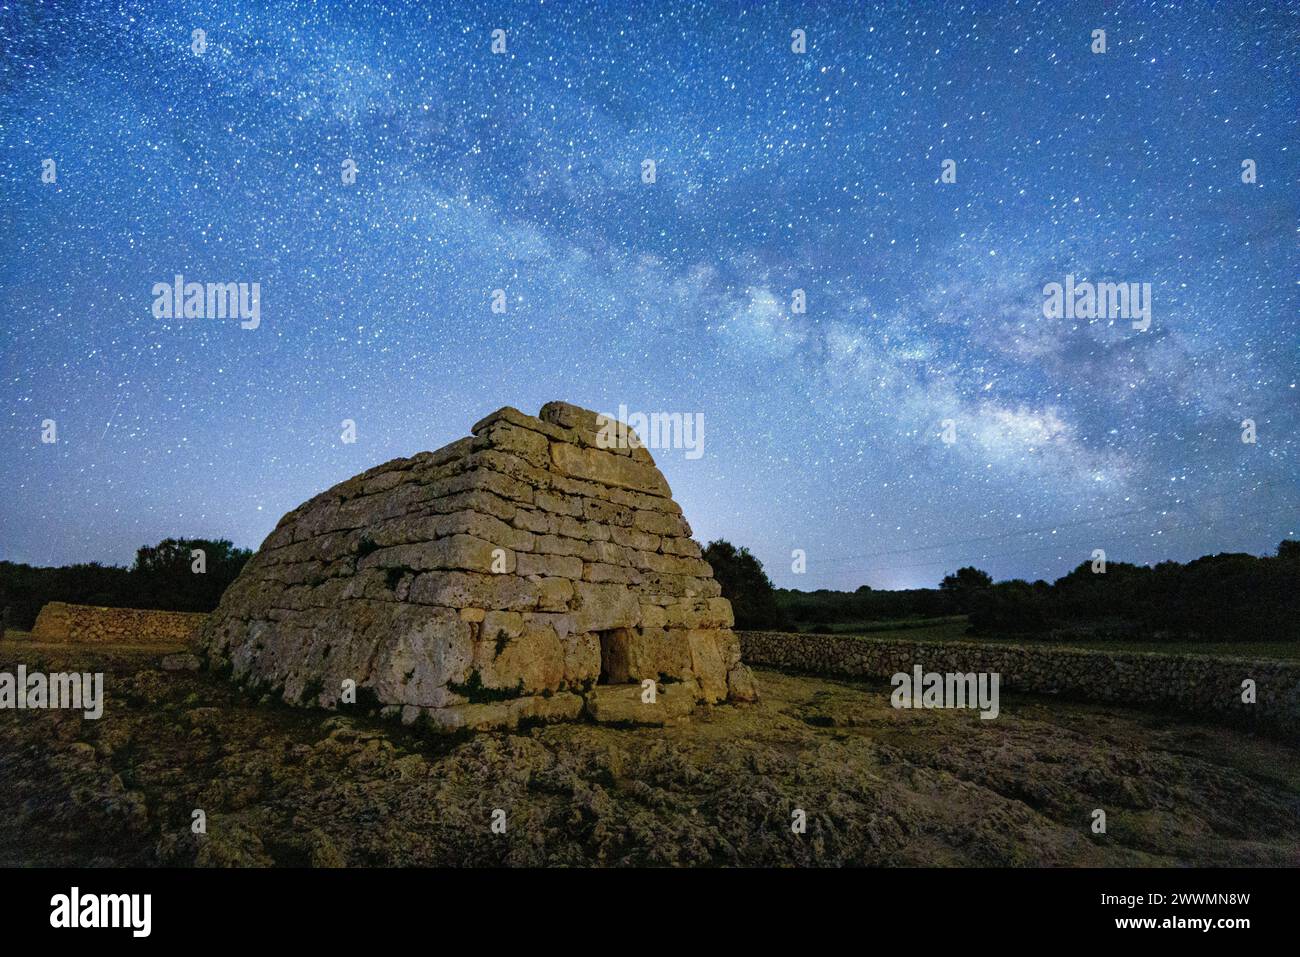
2,1 -> 1296,590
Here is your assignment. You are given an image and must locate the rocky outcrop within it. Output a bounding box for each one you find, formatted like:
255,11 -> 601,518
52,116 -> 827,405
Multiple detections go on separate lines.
31,602 -> 206,646
199,402 -> 757,731
740,630 -> 1300,735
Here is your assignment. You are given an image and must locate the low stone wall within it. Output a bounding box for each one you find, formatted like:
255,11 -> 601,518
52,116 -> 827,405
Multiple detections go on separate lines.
740,630 -> 1300,735
31,602 -> 207,646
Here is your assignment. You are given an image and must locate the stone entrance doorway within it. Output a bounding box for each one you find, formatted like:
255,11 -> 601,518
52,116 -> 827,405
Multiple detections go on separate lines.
597,629 -> 633,685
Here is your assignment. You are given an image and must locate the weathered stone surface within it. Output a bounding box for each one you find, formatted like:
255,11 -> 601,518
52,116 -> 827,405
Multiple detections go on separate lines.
600,626 -> 693,682
33,602 -> 205,646
549,443 -> 671,497
560,629 -> 601,685
198,402 -> 755,732
584,682 -> 697,725
726,663 -> 761,702
737,630 -> 1300,735
536,577 -> 574,612
571,580 -> 640,634
517,551 -> 583,579
476,622 -> 565,694
472,422 -> 551,469
161,652 -> 202,672
371,607 -> 474,706
687,630 -> 729,703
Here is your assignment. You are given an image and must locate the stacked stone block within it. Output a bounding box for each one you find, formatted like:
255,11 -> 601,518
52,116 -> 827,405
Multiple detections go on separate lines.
740,630 -> 1300,736
200,402 -> 757,731
31,602 -> 206,645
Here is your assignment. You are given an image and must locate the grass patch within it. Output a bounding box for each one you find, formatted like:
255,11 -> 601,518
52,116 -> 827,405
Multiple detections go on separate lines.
448,669 -> 523,703
825,618 -> 1300,661
803,615 -> 968,635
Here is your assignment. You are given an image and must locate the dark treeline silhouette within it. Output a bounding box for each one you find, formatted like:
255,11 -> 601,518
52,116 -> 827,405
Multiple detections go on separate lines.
965,543 -> 1300,642
701,540 -> 792,631
0,538 -> 251,631
4,535 -> 1297,646
711,539 -> 1300,644
775,585 -> 953,625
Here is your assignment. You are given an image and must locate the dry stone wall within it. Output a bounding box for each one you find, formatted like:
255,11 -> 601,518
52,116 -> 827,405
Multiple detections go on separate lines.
30,602 -> 206,646
740,630 -> 1300,735
200,402 -> 757,732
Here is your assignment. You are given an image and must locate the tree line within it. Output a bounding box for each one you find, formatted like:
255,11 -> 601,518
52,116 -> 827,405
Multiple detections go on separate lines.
0,538 -> 251,632
4,535 -> 1296,646
705,539 -> 1300,644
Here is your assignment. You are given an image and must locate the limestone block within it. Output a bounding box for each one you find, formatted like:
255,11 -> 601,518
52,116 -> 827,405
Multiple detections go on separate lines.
583,562 -> 642,585
538,400 -> 602,433
424,489 -> 517,522
572,580 -> 641,633
516,551 -> 583,580
535,490 -> 583,517
359,535 -> 514,575
580,540 -> 630,565
726,663 -> 760,702
510,508 -> 550,534
370,608 -> 474,707
560,630 -> 601,686
549,442 -> 671,497
632,509 -> 692,538
471,422 -> 551,469
477,623 -> 565,694
481,610 -> 525,641
426,510 -> 535,552
665,597 -> 735,630
510,691 -> 584,725
686,629 -> 729,703
584,682 -> 696,726
471,406 -> 572,445
659,536 -> 703,559
434,468 -> 535,506
536,577 -> 574,612
551,514 -> 611,543
583,498 -> 634,526
532,534 -> 587,558
407,571 -> 540,611
161,653 -> 202,671
610,525 -> 661,552
639,603 -> 667,628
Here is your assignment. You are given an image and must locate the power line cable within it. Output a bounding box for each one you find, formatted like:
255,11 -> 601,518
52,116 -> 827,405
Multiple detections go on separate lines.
809,476 -> 1293,566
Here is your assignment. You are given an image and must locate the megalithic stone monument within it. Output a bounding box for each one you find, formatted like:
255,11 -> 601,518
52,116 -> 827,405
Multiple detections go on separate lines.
199,402 -> 758,732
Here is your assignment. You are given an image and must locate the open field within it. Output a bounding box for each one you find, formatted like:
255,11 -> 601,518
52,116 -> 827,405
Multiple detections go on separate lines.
814,618 -> 1300,661
2,637 -> 1297,867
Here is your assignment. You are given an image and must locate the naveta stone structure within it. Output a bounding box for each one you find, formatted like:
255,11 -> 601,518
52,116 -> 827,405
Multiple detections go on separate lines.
200,402 -> 757,731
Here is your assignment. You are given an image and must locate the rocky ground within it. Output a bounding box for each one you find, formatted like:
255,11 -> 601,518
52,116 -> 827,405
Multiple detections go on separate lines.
2,637 -> 1297,867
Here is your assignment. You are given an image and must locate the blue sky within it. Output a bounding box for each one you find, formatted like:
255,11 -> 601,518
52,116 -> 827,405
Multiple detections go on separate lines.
2,0 -> 1296,588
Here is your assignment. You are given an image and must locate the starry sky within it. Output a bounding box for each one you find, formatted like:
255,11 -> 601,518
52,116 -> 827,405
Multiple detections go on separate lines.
2,0 -> 1296,590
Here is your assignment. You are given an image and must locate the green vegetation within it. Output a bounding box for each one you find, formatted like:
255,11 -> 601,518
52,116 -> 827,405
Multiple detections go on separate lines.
774,584 -> 951,626
701,540 -> 790,630
448,670 -> 523,703
743,539 -> 1300,651
800,615 -> 967,637
385,566 -> 414,591
964,544 -> 1300,644
0,538 -> 252,631
825,617 -> 1300,661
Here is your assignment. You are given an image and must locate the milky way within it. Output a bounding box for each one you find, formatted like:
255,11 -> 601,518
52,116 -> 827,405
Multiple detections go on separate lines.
2,0 -> 1296,588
